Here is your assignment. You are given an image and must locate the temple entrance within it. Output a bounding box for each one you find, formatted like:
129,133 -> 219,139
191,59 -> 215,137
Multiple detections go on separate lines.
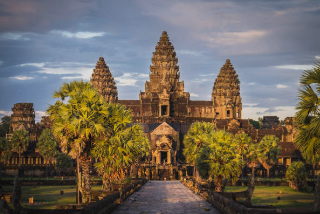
161,151 -> 167,164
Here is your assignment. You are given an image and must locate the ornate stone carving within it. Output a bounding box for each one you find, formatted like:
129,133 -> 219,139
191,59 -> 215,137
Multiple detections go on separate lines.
10,103 -> 36,133
212,59 -> 242,119
91,57 -> 118,103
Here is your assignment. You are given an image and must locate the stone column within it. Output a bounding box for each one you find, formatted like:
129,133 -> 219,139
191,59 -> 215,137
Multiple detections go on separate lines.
167,151 -> 171,164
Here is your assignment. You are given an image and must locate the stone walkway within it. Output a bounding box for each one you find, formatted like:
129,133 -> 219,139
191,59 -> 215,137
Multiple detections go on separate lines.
111,181 -> 221,214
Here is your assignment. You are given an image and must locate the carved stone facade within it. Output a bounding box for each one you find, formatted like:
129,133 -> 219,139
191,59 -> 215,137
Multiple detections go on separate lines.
90,57 -> 118,103
9,103 -> 37,141
115,31 -> 241,123
212,59 -> 242,119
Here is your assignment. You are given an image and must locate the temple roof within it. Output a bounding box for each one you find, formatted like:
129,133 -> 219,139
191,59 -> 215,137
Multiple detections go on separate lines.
91,57 -> 118,103
212,59 -> 240,97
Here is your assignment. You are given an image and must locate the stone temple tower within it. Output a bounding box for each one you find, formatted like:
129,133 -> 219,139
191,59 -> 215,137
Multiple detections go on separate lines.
212,59 -> 242,119
91,57 -> 118,103
140,31 -> 190,119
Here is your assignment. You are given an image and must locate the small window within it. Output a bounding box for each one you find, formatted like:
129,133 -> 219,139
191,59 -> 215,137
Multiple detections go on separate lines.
161,105 -> 168,116
227,110 -> 230,117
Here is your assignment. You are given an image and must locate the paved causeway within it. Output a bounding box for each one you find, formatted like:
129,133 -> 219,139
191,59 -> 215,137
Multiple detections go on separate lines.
111,181 -> 221,214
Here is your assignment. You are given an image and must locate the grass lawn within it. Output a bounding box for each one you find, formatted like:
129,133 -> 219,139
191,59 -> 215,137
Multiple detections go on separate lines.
225,186 -> 315,208
2,185 -> 102,209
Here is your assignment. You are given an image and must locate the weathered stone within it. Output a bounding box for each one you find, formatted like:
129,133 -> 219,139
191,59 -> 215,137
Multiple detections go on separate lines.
91,57 -> 118,103
212,59 -> 242,119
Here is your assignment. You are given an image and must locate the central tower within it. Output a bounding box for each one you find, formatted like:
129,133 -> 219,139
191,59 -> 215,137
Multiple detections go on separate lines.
139,31 -> 190,121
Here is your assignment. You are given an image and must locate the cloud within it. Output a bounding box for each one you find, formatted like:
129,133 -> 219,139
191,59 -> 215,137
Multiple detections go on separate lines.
18,62 -> 94,80
35,111 -> 47,122
0,32 -> 35,41
20,63 -> 45,68
275,64 -> 314,70
243,103 -> 259,107
248,82 -> 255,85
198,30 -> 268,47
177,50 -> 202,56
51,30 -> 107,39
276,84 -> 288,89
257,107 -> 283,115
115,73 -> 138,87
0,61 -> 3,66
190,93 -> 199,97
10,76 -> 34,80
0,110 -> 12,117
199,73 -> 214,77
316,56 -> 320,60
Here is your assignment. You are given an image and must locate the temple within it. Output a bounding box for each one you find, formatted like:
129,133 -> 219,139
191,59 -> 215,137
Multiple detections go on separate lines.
1,31 -> 306,179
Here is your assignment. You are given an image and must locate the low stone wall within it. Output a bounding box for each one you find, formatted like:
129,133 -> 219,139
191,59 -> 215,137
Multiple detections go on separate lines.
0,179 -> 102,186
23,179 -> 146,214
181,179 -> 318,214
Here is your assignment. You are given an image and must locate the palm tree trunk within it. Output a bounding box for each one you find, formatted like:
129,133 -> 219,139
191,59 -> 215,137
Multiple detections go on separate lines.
77,156 -> 81,204
214,176 -> 223,192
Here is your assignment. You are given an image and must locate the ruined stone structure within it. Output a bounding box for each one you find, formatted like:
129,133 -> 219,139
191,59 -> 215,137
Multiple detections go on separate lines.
9,103 -> 37,141
212,59 -> 242,119
90,31 -> 303,179
90,57 -> 118,103
2,31 -> 306,178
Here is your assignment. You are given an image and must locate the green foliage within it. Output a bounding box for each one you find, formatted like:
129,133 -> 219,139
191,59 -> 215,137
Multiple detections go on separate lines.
183,121 -> 215,164
0,137 -> 12,161
11,129 -> 30,166
0,116 -> 11,137
37,129 -> 59,162
55,153 -> 73,175
233,133 -> 253,161
47,80 -> 109,157
92,122 -> 150,188
249,119 -> 260,129
286,161 -> 307,191
258,135 -> 281,164
197,130 -> 244,181
295,60 -> 320,164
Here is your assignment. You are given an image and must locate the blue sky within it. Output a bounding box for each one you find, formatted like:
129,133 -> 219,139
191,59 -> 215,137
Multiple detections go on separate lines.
0,0 -> 319,121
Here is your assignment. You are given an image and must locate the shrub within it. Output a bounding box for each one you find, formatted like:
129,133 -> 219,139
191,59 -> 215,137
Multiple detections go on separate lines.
286,161 -> 307,191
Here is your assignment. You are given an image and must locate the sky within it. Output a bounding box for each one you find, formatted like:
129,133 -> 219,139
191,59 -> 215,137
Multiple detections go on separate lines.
0,0 -> 319,121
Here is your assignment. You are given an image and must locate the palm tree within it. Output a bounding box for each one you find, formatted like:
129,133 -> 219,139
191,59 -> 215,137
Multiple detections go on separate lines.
233,133 -> 253,184
11,129 -> 30,169
257,135 -> 281,178
37,129 -> 59,176
183,122 -> 215,180
91,104 -> 150,191
47,80 -> 109,204
197,130 -> 243,192
295,60 -> 320,182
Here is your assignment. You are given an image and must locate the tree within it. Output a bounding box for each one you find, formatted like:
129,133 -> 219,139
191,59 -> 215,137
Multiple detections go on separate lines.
92,123 -> 149,191
37,129 -> 59,175
249,119 -> 260,129
0,137 -> 12,162
55,153 -> 74,176
47,80 -> 109,203
11,129 -> 30,168
295,60 -> 320,182
197,130 -> 244,192
183,122 -> 215,179
0,116 -> 11,138
233,133 -> 253,183
257,135 -> 281,177
286,161 -> 307,191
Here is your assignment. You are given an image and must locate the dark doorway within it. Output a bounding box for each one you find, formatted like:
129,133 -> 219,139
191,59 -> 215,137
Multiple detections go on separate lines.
161,151 -> 167,164
161,105 -> 168,116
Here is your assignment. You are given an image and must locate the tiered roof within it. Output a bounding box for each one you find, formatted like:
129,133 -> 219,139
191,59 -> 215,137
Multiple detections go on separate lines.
212,59 -> 240,97
145,31 -> 184,95
91,57 -> 118,103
